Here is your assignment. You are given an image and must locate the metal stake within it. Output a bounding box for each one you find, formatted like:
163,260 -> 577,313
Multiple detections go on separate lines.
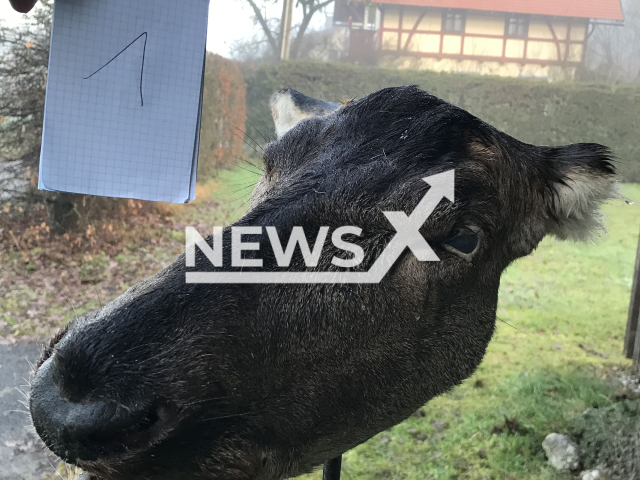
322,456 -> 342,480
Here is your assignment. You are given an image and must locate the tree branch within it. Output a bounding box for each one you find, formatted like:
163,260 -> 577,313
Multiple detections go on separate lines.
290,0 -> 334,58
244,0 -> 279,57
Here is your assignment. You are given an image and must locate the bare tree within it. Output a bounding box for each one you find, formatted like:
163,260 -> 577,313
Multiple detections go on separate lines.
585,0 -> 640,83
242,0 -> 334,60
628,1 -> 640,81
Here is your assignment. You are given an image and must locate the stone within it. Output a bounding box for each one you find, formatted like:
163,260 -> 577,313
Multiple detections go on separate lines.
581,470 -> 601,480
432,420 -> 449,431
542,433 -> 580,471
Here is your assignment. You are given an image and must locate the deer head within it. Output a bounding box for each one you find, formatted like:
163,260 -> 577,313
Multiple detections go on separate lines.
30,86 -> 617,480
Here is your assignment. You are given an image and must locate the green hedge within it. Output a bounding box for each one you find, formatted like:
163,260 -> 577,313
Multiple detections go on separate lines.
241,61 -> 640,182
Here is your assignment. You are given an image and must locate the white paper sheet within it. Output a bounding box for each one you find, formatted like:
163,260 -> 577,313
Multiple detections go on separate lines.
39,0 -> 209,203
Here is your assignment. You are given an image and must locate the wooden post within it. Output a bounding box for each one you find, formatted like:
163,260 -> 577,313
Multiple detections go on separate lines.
634,316 -> 640,370
624,226 -> 640,368
279,0 -> 294,61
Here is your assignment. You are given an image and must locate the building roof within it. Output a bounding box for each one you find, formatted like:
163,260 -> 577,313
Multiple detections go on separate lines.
371,0 -> 624,21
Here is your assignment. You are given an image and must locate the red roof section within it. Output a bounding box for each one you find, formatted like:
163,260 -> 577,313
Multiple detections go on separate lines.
372,0 -> 624,21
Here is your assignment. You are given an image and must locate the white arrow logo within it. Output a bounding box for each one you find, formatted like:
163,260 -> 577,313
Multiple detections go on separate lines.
186,170 -> 455,284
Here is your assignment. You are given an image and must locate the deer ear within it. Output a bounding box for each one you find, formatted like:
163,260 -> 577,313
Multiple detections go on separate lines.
544,144 -> 619,241
271,88 -> 339,138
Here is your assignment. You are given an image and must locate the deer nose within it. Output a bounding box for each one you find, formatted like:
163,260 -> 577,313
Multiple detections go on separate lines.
30,357 -> 161,463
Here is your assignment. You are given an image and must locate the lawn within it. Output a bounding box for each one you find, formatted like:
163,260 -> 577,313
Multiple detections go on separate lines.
2,173 -> 639,480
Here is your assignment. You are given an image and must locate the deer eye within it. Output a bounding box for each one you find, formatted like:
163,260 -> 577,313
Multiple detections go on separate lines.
443,225 -> 482,261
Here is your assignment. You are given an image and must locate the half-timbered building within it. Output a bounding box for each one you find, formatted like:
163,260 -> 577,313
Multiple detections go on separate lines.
334,0 -> 624,80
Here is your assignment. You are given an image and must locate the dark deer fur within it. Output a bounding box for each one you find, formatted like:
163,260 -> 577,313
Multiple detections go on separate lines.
30,86 -> 617,480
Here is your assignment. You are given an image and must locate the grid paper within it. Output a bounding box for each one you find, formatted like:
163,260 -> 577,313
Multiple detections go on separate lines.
39,0 -> 210,203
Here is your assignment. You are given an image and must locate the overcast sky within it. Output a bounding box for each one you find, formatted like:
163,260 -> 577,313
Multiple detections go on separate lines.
0,1 -> 332,57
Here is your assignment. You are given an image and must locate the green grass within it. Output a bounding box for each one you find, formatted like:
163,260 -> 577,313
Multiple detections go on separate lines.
162,165 -> 259,227
293,184 -> 640,480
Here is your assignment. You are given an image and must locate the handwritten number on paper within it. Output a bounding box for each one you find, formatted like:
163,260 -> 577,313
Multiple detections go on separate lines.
84,32 -> 148,107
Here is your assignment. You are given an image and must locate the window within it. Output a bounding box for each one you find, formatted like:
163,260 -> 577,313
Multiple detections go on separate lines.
443,11 -> 466,33
333,0 -> 378,29
505,16 -> 529,38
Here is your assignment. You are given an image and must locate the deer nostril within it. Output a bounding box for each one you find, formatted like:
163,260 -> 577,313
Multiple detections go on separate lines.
30,357 -> 168,463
